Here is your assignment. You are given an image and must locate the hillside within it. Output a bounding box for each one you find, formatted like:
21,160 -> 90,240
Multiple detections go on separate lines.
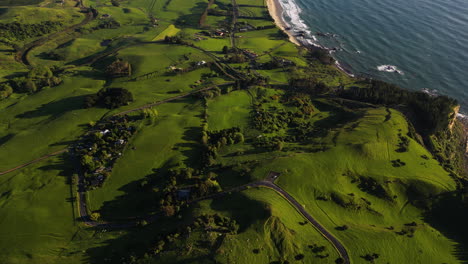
0,0 -> 466,263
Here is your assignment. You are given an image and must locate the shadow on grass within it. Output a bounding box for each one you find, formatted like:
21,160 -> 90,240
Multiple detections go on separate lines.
210,191 -> 270,232
175,126 -> 203,169
15,95 -> 87,119
312,99 -> 364,131
97,176 -> 157,221
84,202 -> 208,263
37,152 -> 77,223
0,133 -> 14,147
423,191 -> 468,262
175,2 -> 208,28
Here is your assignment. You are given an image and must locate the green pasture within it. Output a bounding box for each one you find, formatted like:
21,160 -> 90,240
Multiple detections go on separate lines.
152,24 -> 180,41
0,6 -> 82,24
207,89 -> 252,130
200,188 -> 340,263
245,107 -> 459,263
153,187 -> 340,263
88,98 -> 204,218
0,68 -> 108,171
0,155 -> 80,264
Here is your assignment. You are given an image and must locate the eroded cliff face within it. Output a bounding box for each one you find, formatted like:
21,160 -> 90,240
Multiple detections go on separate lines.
449,105 -> 460,131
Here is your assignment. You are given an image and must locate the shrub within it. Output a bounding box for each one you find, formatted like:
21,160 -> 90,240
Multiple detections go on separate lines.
0,83 -> 13,99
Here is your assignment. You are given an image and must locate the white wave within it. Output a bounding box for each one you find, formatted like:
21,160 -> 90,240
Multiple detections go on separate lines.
278,0 -> 322,48
377,65 -> 404,75
457,112 -> 467,119
421,88 -> 439,96
335,61 -> 355,77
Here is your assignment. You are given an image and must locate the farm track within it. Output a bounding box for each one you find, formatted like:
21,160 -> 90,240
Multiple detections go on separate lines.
230,0 -> 239,49
0,82 -> 233,176
0,149 -> 68,175
4,7 -> 350,261
15,2 -> 97,67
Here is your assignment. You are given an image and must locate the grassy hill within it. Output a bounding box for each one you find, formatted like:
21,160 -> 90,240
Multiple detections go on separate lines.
0,0 -> 465,263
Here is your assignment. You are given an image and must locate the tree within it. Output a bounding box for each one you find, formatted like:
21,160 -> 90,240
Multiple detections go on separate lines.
160,205 -> 176,217
234,132 -> 244,143
276,141 -> 284,151
308,49 -> 334,65
222,45 -> 229,54
105,60 -> 131,77
0,83 -> 13,99
23,79 -> 37,93
28,66 -> 53,80
84,88 -> 133,109
335,258 -> 345,264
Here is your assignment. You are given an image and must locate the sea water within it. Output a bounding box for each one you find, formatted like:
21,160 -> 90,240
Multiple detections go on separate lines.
278,0 -> 468,112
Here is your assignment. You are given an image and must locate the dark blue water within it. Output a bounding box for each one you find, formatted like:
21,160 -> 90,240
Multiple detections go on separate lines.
278,0 -> 468,112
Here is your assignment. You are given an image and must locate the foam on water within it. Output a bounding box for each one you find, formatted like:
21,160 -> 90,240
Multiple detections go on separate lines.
277,0 -> 322,47
288,0 -> 468,111
377,65 -> 404,75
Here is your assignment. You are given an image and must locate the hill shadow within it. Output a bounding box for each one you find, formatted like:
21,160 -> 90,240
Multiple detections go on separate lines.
423,191 -> 468,262
0,133 -> 14,147
312,99 -> 364,131
15,95 -> 87,119
210,191 -> 270,232
97,176 -> 157,221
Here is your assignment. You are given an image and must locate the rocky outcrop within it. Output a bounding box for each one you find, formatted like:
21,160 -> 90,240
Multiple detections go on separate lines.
449,105 -> 460,131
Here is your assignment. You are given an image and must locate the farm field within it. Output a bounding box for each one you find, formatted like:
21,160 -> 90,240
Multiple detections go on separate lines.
0,0 -> 467,263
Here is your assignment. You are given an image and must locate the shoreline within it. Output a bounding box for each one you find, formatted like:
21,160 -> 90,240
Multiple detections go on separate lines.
265,0 -> 301,46
265,0 -> 355,77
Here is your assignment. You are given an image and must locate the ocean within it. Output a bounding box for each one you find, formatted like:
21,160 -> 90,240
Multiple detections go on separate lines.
277,0 -> 468,113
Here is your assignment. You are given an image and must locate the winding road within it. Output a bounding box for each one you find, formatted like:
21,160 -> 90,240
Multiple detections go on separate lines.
15,1 -> 96,66
75,169 -> 350,263
3,7 -> 350,259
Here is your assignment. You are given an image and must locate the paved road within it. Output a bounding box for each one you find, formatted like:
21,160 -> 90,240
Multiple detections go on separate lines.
254,180 -> 350,264
75,174 -> 350,263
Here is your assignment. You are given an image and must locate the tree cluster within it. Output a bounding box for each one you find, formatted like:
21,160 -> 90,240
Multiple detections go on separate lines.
96,18 -> 121,29
251,93 -> 317,140
356,176 -> 392,201
74,116 -> 136,188
84,87 -> 133,109
106,59 -> 132,77
201,127 -> 244,166
9,66 -> 62,94
339,80 -> 458,134
306,48 -> 334,65
149,214 -> 238,258
0,21 -> 62,41
396,132 -> 410,152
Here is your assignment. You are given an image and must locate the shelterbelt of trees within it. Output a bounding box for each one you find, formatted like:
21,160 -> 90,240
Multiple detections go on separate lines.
339,80 -> 458,135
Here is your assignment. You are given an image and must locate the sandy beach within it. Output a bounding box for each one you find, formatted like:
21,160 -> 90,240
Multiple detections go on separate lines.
265,0 -> 355,77
265,0 -> 301,46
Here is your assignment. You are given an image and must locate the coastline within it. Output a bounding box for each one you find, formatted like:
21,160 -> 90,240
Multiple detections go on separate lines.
265,0 -> 355,77
265,0 -> 301,46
